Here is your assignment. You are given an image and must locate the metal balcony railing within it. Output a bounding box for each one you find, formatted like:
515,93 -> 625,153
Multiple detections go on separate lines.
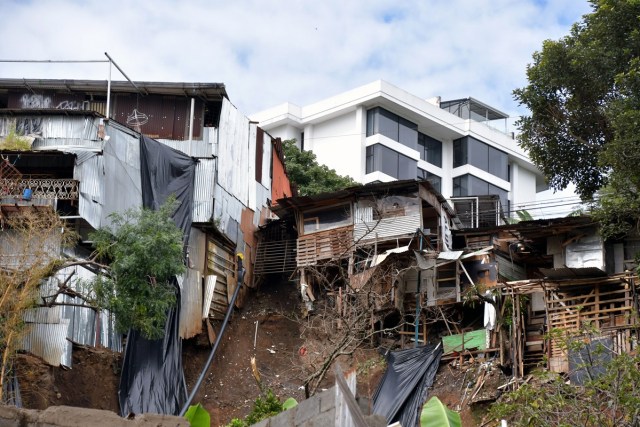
450,195 -> 503,229
0,178 -> 79,200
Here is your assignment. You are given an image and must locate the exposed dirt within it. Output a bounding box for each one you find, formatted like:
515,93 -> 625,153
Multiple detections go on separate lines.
14,279 -> 498,426
15,345 -> 121,411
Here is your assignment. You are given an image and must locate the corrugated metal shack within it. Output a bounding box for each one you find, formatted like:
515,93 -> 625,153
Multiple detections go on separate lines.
457,216 -> 640,378
264,180 -> 466,344
0,79 -> 292,372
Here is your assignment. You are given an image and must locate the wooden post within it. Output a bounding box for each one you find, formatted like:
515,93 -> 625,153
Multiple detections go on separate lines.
337,287 -> 343,329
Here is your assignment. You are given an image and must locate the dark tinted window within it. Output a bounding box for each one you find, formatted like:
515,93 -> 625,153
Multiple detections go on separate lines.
418,168 -> 442,193
398,117 -> 418,150
366,107 -> 418,149
418,133 -> 442,167
365,144 -> 417,179
453,137 -> 509,181
452,174 -> 508,207
488,146 -> 508,180
453,138 -> 466,167
469,139 -> 489,172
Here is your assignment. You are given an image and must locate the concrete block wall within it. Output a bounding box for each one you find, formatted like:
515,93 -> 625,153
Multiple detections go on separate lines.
0,405 -> 190,427
252,388 -> 335,427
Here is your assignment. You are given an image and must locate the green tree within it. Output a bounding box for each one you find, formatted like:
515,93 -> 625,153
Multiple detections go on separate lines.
514,0 -> 640,203
91,200 -> 185,339
488,337 -> 640,426
0,209 -> 77,401
0,201 -> 184,401
282,139 -> 358,196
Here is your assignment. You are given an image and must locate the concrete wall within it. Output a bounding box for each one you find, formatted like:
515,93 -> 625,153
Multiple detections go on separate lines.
250,388 -> 386,427
0,405 -> 189,427
251,389 -> 335,427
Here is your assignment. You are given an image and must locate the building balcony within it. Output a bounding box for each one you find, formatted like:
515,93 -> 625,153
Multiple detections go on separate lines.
0,178 -> 79,205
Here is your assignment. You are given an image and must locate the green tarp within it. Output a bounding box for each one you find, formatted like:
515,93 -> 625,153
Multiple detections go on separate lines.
442,328 -> 486,354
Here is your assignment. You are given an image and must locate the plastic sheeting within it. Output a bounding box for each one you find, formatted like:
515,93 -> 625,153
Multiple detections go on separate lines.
118,287 -> 187,416
140,135 -> 197,244
373,343 -> 443,427
118,136 -> 196,416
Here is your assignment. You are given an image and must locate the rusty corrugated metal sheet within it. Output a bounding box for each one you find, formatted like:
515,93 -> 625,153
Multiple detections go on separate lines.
178,269 -> 203,339
188,228 -> 207,273
113,95 -> 199,140
192,158 -> 215,223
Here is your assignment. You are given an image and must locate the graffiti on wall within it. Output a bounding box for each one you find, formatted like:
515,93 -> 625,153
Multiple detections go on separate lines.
20,94 -> 52,109
55,100 -> 85,110
20,93 -> 86,111
15,117 -> 43,136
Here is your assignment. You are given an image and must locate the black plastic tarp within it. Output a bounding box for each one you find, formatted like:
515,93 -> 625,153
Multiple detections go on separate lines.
119,288 -> 187,416
373,343 -> 443,427
139,135 -> 197,244
118,136 -> 196,416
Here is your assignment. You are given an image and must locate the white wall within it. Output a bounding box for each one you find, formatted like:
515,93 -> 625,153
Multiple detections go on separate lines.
305,110 -> 362,180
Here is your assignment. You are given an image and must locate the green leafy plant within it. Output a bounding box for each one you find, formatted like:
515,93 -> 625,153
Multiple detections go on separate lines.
282,397 -> 298,410
90,198 -> 185,339
489,331 -> 640,426
420,396 -> 461,427
0,124 -> 32,151
184,403 -> 210,427
282,139 -> 358,196
506,210 -> 534,224
226,389 -> 294,427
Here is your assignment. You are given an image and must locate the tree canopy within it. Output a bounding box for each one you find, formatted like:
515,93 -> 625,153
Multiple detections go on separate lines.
282,139 -> 358,196
514,0 -> 640,203
91,200 -> 185,339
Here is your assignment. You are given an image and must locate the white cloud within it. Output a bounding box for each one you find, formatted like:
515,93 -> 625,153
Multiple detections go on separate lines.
0,0 -> 592,117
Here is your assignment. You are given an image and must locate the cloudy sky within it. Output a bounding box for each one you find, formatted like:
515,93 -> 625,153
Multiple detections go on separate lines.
1,0 -> 592,120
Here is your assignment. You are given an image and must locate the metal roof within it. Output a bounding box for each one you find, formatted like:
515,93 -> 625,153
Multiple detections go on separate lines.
455,215 -> 596,237
539,267 -> 608,280
272,179 -> 455,218
0,78 -> 228,101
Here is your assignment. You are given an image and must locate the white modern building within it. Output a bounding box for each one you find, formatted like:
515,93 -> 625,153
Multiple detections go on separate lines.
251,80 -> 549,226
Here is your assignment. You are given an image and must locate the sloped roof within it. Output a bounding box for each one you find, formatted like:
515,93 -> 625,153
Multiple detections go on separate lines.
272,179 -> 454,218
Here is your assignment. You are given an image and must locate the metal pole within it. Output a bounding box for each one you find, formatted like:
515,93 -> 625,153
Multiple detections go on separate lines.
415,229 -> 423,348
0,59 -> 108,63
188,97 -> 195,153
179,255 -> 245,416
106,60 -> 112,120
104,52 -> 143,94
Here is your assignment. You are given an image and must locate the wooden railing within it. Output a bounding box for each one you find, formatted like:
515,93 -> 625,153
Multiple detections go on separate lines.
0,178 -> 79,200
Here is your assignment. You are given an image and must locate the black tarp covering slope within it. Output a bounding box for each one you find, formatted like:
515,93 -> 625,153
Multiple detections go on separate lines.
139,135 -> 197,245
118,136 -> 197,416
373,343 -> 443,427
119,289 -> 186,415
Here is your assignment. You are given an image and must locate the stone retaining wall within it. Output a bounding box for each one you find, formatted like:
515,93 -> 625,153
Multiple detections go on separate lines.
0,405 -> 190,427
